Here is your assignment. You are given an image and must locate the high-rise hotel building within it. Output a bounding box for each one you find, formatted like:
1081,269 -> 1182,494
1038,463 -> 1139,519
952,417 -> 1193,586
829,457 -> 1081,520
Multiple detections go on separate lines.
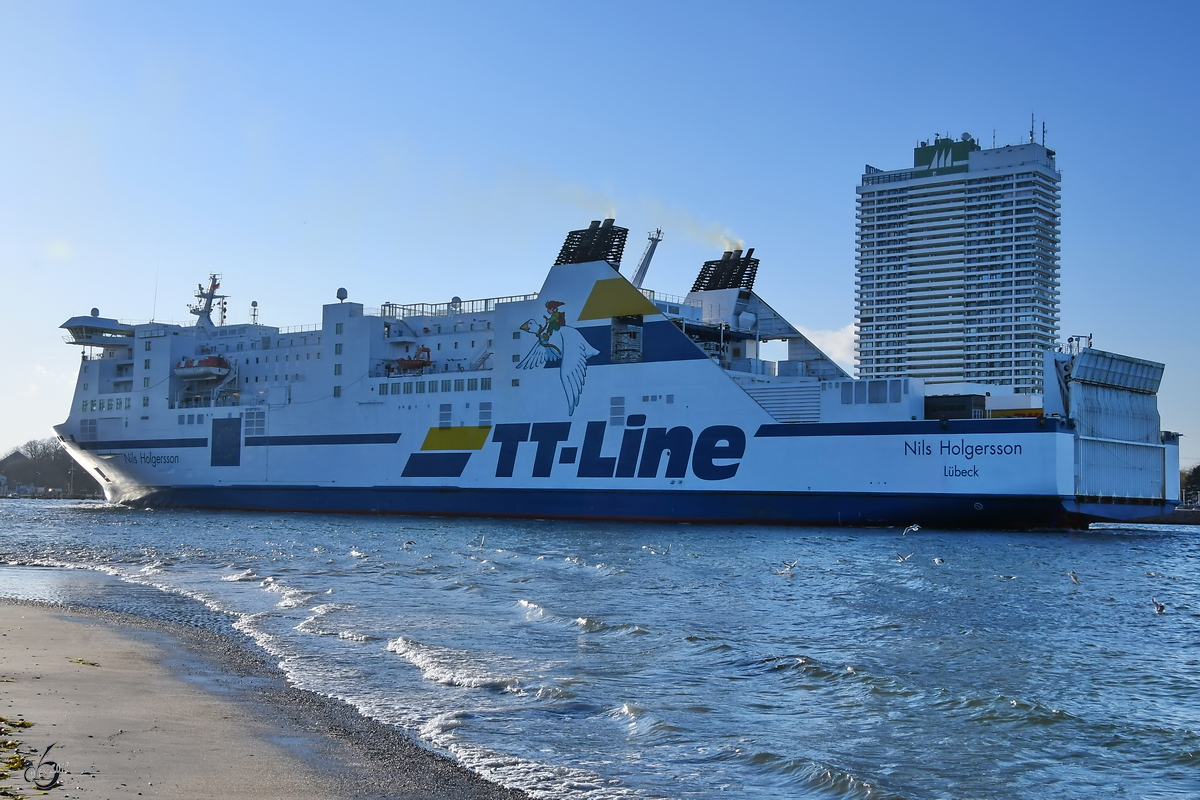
855,135 -> 1061,393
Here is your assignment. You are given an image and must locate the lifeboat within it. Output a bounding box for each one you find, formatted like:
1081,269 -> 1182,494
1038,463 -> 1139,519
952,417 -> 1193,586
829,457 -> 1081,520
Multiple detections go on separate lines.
395,345 -> 432,371
174,355 -> 232,380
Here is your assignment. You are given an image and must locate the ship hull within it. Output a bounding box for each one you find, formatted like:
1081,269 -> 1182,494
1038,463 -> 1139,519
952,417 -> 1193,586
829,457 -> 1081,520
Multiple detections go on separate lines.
108,484 -> 1170,530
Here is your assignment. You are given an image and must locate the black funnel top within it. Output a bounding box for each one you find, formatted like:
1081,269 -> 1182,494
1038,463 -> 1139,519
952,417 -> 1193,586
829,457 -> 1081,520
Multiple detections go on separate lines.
555,219 -> 629,268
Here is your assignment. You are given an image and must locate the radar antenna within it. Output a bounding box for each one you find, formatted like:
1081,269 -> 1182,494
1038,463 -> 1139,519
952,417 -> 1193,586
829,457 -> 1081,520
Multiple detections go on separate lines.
631,228 -> 664,289
188,274 -> 228,330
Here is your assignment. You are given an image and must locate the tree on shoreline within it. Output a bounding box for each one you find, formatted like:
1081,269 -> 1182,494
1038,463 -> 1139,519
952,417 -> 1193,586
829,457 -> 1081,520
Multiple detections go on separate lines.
1,438 -> 101,496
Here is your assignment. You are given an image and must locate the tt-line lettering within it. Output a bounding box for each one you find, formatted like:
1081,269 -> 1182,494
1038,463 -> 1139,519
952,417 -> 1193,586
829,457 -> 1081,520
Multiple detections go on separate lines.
491,419 -> 745,481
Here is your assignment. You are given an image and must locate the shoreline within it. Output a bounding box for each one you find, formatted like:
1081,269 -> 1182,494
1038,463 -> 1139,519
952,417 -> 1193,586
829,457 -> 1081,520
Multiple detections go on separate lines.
0,597 -> 528,800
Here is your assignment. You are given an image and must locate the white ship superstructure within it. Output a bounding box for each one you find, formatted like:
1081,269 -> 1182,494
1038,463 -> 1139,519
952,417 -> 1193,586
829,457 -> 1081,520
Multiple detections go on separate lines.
55,220 -> 1180,528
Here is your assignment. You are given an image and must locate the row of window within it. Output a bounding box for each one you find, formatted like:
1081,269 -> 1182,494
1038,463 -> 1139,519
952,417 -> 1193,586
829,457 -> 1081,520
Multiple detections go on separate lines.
375,377 -> 494,396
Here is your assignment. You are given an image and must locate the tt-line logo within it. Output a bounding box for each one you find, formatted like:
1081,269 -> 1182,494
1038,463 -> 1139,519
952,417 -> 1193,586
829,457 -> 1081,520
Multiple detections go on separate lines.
491,420 -> 746,480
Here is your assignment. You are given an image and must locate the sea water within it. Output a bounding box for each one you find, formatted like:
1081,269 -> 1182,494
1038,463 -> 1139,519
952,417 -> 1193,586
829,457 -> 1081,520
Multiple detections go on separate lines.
1,499 -> 1197,799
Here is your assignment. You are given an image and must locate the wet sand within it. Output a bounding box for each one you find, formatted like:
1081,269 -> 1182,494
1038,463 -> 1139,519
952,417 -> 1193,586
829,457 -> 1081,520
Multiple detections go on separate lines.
0,600 -> 528,800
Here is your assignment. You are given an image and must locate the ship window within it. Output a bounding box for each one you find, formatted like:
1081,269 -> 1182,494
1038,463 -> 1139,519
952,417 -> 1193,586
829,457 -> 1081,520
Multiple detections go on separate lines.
142,396 -> 149,407
144,359 -> 150,369
390,383 -> 401,395
317,352 -> 321,359
868,381 -> 887,403
334,364 -> 343,376
512,354 -> 520,362
479,401 -> 492,426
143,378 -> 150,388
403,382 -> 413,394
854,382 -> 867,404
437,343 -> 442,350
255,357 -> 259,364
197,413 -> 204,424
471,341 -> 475,348
333,385 -> 342,397
178,414 -> 185,424
82,383 -> 88,390
841,382 -> 853,405
511,379 -> 519,387
454,341 -> 458,349
467,378 -> 478,391
610,397 -> 626,427
439,403 -> 452,428
336,323 -> 344,335
667,395 -> 674,404
145,340 -> 152,351
188,414 -> 195,424
442,380 -> 451,392
454,379 -> 464,391
889,380 -> 902,403
285,355 -> 289,361
481,377 -> 491,390
379,382 -> 388,395
335,343 -> 343,355
245,377 -> 250,384
415,382 -> 425,394
513,331 -> 521,340
80,401 -> 87,412
428,381 -> 438,393
125,398 -> 132,409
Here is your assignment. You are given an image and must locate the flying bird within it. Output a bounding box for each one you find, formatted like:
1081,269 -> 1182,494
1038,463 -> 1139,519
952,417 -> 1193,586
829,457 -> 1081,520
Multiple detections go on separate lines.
1068,570 -> 1079,585
897,553 -> 913,563
932,557 -> 945,565
777,559 -> 799,574
903,525 -> 921,536
518,301 -> 599,416
1153,598 -> 1166,614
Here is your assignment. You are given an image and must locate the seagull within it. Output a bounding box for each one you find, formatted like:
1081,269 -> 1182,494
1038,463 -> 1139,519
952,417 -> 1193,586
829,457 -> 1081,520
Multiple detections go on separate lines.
1068,570 -> 1079,585
897,553 -> 913,563
518,301 -> 599,416
903,524 -> 921,536
402,540 -> 416,549
932,557 -> 945,564
777,559 -> 799,574
1153,598 -> 1166,614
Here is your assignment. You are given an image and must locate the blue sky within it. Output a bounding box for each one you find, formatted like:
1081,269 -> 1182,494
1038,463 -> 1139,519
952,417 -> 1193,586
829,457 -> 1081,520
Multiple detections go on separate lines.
2,1 -> 1198,467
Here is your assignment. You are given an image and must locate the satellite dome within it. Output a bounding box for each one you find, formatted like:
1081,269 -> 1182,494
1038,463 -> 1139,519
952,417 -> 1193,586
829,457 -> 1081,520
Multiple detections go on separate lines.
336,287 -> 348,302
90,307 -> 99,317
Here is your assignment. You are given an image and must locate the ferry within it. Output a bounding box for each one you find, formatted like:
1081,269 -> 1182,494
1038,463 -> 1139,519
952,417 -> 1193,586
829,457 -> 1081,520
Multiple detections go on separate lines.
54,220 -> 1181,528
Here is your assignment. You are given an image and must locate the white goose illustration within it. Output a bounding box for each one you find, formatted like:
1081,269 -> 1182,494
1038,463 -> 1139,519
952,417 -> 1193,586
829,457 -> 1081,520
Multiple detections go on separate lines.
517,300 -> 599,416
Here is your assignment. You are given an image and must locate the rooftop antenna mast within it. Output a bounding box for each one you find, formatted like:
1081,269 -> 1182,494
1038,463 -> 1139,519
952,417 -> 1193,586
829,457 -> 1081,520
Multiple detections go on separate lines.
1042,121 -> 1046,146
631,228 -> 664,289
188,273 -> 227,330
1029,113 -> 1035,144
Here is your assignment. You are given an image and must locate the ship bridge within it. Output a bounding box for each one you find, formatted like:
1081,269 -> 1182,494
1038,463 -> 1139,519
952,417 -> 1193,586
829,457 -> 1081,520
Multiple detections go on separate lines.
61,313 -> 135,346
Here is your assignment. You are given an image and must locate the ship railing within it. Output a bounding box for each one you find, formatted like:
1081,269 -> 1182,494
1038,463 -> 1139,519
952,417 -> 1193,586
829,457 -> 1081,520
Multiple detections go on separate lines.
639,289 -> 701,308
277,323 -> 322,334
380,294 -> 539,319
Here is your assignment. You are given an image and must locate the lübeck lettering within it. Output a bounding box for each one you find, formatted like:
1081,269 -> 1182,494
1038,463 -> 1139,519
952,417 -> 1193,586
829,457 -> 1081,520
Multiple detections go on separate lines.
492,419 -> 745,481
904,439 -> 1022,459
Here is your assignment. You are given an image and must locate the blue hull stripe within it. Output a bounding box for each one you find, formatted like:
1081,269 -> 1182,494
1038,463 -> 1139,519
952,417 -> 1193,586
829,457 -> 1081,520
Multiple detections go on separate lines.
79,437 -> 208,451
117,485 -> 1172,529
401,453 -> 472,478
756,418 -> 1064,438
246,433 -> 402,447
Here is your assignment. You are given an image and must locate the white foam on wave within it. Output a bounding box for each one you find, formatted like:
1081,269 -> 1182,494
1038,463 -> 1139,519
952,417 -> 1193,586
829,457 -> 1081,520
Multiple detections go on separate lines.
260,577 -> 320,609
221,568 -> 260,582
420,711 -> 641,800
386,636 -> 524,692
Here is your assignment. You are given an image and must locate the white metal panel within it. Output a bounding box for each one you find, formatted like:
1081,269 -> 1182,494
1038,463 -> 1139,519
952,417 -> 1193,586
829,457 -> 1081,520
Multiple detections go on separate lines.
745,385 -> 821,423
1075,438 -> 1164,498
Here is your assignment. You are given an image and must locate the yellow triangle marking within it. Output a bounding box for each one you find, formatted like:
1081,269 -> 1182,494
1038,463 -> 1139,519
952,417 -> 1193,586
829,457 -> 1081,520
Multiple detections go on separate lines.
577,278 -> 661,321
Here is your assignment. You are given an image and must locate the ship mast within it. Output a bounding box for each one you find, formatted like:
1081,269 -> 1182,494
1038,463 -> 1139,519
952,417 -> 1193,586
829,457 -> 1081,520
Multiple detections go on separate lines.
188,274 -> 227,331
631,229 -> 664,289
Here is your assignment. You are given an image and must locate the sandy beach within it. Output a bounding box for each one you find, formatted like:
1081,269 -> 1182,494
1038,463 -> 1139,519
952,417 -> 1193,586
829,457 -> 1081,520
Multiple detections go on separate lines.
0,600 -> 527,800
